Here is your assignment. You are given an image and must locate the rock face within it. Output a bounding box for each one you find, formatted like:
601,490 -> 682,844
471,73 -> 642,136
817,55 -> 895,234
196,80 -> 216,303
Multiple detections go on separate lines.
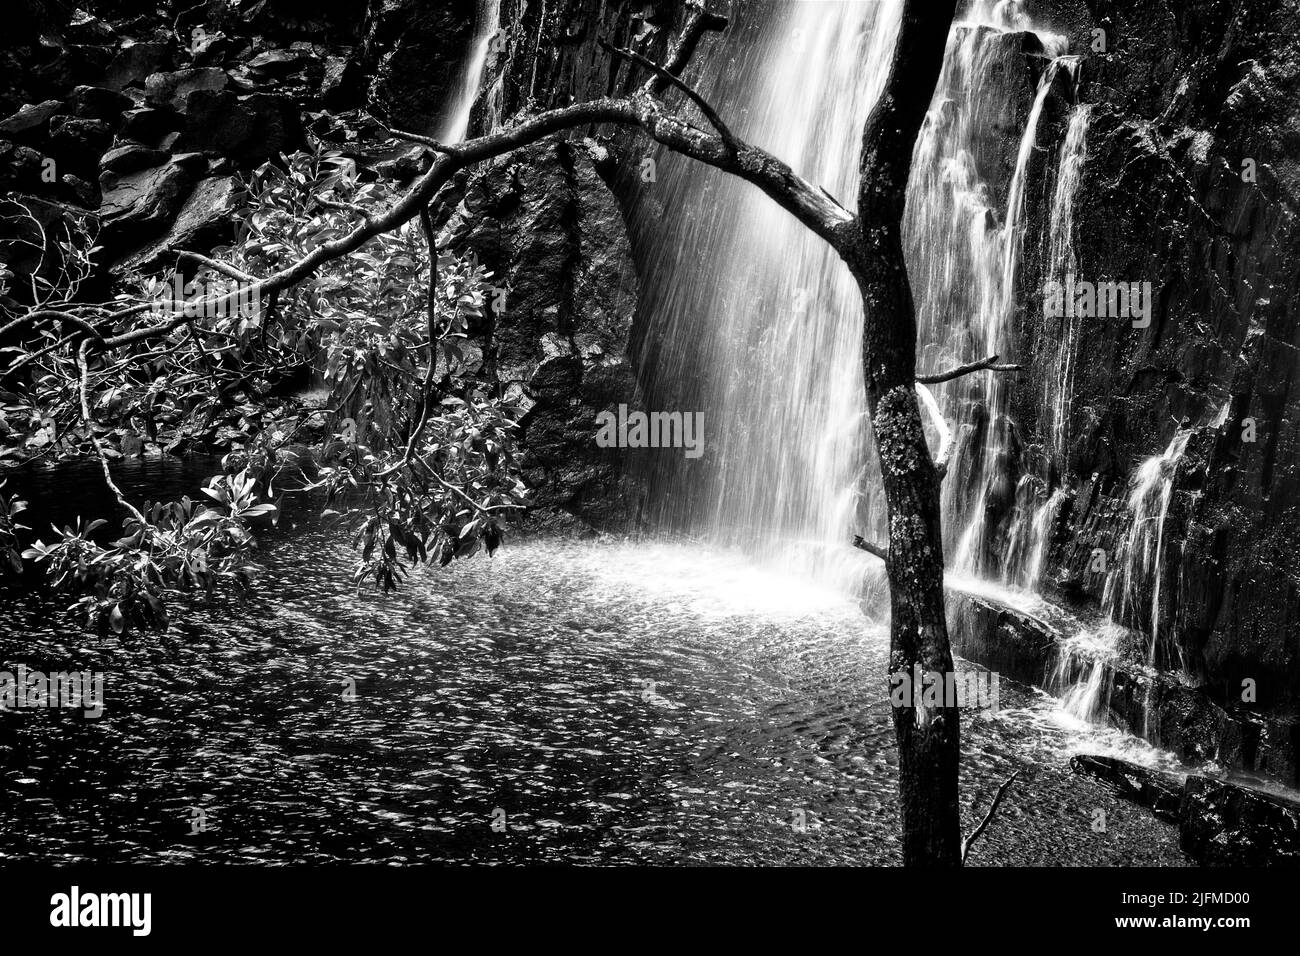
1071,753 -> 1300,864
972,1 -> 1300,735
436,139 -> 641,525
1180,774 -> 1300,866
355,0 -> 477,133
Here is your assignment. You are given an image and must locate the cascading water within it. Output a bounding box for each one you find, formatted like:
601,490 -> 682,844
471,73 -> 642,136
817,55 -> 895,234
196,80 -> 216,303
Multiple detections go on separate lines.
636,0 -> 1091,594
633,0 -> 903,590
907,15 -> 1073,578
1052,430 -> 1191,728
440,0 -> 503,143
628,1 -> 1203,756
1043,104 -> 1093,461
1101,429 -> 1192,662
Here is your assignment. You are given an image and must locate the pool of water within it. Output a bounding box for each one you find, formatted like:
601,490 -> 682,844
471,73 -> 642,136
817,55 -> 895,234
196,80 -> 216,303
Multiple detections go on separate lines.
0,460 -> 1187,864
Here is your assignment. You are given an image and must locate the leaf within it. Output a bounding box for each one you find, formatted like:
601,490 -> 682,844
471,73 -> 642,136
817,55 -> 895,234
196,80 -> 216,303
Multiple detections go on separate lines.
109,603 -> 125,634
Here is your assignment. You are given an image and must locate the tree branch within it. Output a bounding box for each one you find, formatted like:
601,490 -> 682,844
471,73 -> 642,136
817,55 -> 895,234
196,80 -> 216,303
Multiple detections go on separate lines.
961,770 -> 1020,863
380,204 -> 440,477
852,535 -> 888,561
599,38 -> 740,153
46,94 -> 851,360
77,341 -> 149,528
646,4 -> 729,95
916,353 -> 1021,385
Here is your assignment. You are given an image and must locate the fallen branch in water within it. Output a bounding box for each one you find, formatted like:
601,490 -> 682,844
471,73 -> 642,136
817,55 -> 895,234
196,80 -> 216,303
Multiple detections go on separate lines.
961,770 -> 1020,863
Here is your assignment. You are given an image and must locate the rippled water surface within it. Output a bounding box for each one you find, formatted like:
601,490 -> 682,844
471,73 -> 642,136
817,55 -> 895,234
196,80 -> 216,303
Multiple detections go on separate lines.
0,462 -> 1186,864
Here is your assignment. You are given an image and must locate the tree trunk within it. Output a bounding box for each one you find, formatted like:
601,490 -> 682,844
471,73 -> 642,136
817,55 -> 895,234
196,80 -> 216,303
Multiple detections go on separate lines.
850,0 -> 962,867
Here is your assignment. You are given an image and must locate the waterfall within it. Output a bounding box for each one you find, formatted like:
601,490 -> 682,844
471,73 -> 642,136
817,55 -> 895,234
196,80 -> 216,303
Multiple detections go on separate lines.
905,7 -> 1071,579
1101,429 -> 1192,661
633,0 -> 904,590
634,1 -> 1091,595
439,0 -> 502,143
1043,104 -> 1093,461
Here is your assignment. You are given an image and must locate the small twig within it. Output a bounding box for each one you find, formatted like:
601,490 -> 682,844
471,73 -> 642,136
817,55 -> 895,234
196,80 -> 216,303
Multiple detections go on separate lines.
648,4 -> 729,94
77,341 -> 149,528
961,770 -> 1020,864
376,121 -> 461,156
852,535 -> 888,561
1,309 -> 107,346
917,353 -> 1022,385
599,38 -> 740,154
316,199 -> 378,227
379,204 -> 441,477
176,251 -> 258,284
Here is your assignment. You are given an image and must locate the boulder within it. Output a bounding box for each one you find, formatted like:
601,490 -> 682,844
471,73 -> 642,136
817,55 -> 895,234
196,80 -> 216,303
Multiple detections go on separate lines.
115,175 -> 243,275
1071,754 -> 1300,865
64,85 -> 134,124
177,90 -> 302,166
946,592 -> 1058,686
119,107 -> 182,146
1179,775 -> 1300,866
99,144 -> 169,175
98,155 -> 204,253
144,68 -> 227,111
103,41 -> 173,92
46,116 -> 113,178
1070,754 -> 1183,822
0,100 -> 63,142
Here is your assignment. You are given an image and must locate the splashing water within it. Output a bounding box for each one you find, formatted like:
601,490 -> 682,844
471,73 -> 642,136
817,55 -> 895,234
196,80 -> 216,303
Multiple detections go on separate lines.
1101,429 -> 1192,662
633,0 -> 904,591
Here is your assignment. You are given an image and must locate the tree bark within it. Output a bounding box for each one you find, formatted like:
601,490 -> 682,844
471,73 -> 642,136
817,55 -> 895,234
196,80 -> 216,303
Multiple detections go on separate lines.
847,0 -> 962,867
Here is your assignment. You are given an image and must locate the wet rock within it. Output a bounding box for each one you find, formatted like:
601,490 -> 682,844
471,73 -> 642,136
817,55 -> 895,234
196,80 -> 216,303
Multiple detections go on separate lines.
103,41 -> 173,92
0,142 -> 48,193
98,155 -> 204,252
319,55 -> 364,108
247,48 -> 317,78
144,68 -> 228,111
64,85 -> 134,124
946,593 -> 1058,686
99,144 -> 170,175
177,90 -> 303,166
437,138 -> 641,524
47,116 -> 113,178
0,99 -> 63,142
1179,775 -> 1300,866
115,174 -> 242,275
1070,754 -> 1184,822
119,107 -> 182,146
62,9 -> 115,46
359,0 -> 477,133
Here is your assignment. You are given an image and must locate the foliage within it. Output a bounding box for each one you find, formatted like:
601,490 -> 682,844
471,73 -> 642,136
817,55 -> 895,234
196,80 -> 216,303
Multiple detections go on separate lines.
0,145 -> 529,628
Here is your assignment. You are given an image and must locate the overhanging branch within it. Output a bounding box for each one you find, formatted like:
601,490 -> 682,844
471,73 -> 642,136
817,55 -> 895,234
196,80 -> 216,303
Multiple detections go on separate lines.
917,353 -> 1022,385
